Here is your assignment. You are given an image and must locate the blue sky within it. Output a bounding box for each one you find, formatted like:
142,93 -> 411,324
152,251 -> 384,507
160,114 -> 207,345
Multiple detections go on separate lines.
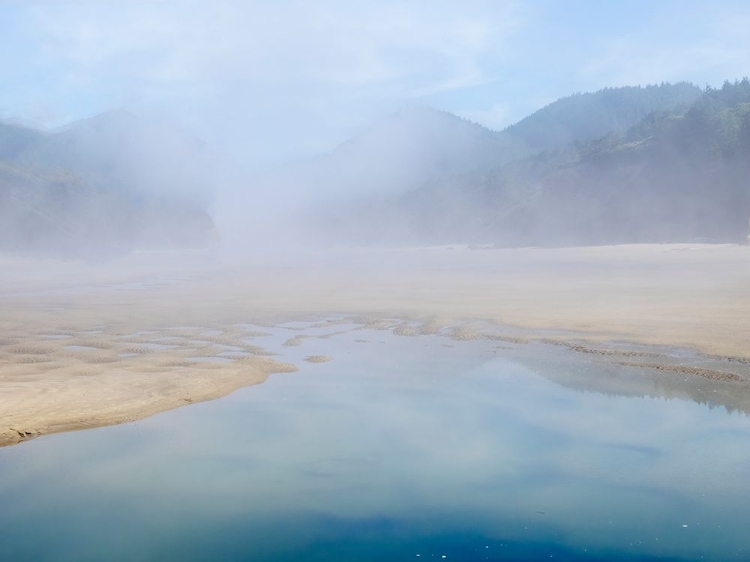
2,0 -> 749,167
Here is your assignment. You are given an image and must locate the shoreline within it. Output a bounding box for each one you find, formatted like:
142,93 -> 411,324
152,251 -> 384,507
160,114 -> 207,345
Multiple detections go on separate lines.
2,314 -> 749,448
0,355 -> 297,448
2,243 -> 750,447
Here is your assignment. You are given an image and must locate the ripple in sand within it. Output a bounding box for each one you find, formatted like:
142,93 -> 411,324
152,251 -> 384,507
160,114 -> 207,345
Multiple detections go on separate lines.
304,355 -> 333,363
186,356 -> 235,364
136,343 -> 178,351
64,345 -> 101,352
284,335 -> 311,347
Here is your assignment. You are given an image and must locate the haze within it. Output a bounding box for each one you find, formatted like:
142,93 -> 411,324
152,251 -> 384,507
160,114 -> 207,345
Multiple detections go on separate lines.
3,1 -> 749,166
3,3 -> 750,560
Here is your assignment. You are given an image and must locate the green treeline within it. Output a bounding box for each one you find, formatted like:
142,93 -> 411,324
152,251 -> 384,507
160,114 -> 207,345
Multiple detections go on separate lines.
340,79 -> 750,246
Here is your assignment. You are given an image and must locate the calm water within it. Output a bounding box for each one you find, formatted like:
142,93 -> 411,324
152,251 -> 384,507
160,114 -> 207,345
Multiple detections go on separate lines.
1,325 -> 750,561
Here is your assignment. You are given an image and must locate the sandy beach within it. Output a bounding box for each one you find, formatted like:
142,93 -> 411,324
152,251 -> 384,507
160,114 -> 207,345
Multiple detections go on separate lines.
2,243 -> 750,446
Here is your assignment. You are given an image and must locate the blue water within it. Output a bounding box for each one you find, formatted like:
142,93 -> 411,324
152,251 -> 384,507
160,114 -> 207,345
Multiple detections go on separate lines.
1,327 -> 749,561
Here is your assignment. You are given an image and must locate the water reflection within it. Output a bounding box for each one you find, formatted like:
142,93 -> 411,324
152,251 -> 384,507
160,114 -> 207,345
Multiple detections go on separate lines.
1,329 -> 749,561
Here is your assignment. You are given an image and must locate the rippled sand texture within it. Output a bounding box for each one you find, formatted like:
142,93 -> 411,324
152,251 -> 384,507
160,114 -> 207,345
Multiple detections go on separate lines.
2,243 -> 750,446
0,323 -> 295,447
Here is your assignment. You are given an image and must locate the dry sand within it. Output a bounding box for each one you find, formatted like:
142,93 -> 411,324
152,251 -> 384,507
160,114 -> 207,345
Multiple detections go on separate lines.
304,355 -> 333,363
2,243 -> 750,446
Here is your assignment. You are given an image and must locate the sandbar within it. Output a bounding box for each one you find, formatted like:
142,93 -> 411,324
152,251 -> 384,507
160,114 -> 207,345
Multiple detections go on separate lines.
2,243 -> 750,446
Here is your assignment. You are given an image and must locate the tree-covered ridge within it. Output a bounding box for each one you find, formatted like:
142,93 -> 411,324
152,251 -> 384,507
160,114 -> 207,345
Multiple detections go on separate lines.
505,82 -> 702,152
469,79 -> 750,245
0,113 -> 217,259
328,79 -> 750,247
4,79 -> 747,255
0,122 -> 44,160
280,82 -> 706,218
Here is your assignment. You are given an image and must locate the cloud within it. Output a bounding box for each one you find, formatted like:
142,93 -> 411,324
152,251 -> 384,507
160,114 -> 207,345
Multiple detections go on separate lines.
11,0 -> 525,164
28,1 -> 524,99
6,0 -> 750,165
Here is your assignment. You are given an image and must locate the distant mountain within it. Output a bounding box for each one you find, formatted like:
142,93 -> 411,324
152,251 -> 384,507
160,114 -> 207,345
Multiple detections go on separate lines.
260,106 -> 528,209
273,83 -> 703,208
487,79 -> 750,245
325,105 -> 525,185
20,110 -> 208,199
505,82 -> 702,152
1,80 -> 730,256
0,112 -> 217,259
324,79 -> 750,247
0,122 -> 45,160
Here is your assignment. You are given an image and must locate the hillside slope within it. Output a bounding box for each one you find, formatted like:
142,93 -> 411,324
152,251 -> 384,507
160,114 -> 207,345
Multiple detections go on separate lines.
270,83 -> 702,208
320,80 -> 750,246
506,82 -> 702,151
0,114 -> 217,259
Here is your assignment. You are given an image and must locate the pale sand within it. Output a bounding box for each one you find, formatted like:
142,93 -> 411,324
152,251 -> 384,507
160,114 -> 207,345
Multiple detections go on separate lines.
0,337 -> 296,447
304,355 -> 333,363
2,243 -> 750,446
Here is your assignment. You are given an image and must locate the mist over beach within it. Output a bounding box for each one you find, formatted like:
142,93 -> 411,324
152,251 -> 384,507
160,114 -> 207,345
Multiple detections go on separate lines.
2,2 -> 750,561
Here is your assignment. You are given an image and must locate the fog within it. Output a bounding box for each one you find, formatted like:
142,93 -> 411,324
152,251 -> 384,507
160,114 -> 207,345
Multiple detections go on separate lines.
2,1 -> 750,261
6,7 -> 750,562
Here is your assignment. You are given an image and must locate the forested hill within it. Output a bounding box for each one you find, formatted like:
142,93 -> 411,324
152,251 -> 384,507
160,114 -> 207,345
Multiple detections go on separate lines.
262,82 -> 702,204
0,113 -> 217,259
260,106 -> 528,206
3,79 -> 743,256
505,82 -> 702,151
319,79 -> 750,247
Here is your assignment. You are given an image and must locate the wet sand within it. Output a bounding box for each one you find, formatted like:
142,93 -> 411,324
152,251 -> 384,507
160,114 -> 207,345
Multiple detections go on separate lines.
2,243 -> 750,446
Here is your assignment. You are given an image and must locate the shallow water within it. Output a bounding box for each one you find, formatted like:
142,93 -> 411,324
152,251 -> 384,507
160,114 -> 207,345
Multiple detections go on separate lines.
1,327 -> 750,561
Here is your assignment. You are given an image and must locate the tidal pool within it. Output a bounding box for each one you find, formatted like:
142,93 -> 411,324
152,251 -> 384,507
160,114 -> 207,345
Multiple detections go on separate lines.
1,326 -> 750,561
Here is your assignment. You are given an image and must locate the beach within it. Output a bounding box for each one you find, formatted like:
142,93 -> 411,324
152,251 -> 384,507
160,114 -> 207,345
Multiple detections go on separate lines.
2,243 -> 749,446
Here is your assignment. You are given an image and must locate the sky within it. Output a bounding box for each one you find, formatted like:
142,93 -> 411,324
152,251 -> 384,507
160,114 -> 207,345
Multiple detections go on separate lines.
2,0 -> 750,168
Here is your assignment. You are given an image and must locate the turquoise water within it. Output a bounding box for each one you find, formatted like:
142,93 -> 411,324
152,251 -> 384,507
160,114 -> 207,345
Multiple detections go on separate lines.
1,326 -> 750,561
